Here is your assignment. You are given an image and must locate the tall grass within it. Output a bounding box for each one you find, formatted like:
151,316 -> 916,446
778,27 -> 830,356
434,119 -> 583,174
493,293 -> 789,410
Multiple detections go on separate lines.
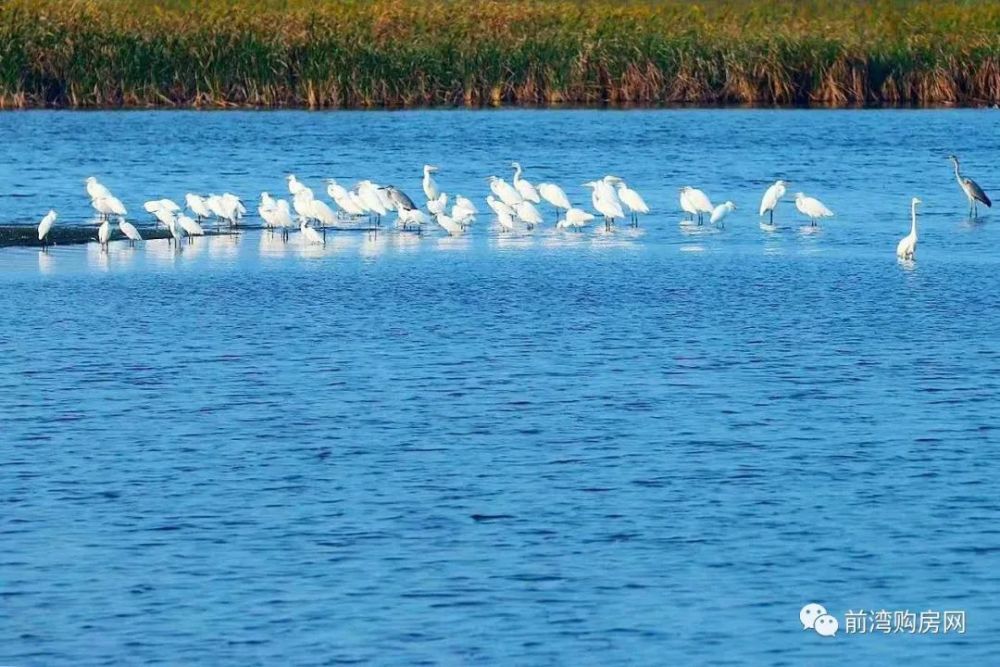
1,0 -> 999,109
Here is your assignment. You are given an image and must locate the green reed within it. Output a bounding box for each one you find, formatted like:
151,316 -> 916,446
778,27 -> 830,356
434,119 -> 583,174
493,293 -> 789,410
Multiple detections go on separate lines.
1,0 -> 999,108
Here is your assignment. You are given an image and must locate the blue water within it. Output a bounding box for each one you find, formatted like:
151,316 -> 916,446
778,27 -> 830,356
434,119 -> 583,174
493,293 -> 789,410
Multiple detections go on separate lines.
2,110 -> 1000,665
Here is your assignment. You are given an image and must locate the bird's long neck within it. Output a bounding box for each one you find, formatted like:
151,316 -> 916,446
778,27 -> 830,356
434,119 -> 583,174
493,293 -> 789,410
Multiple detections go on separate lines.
513,165 -> 522,181
952,160 -> 962,183
911,204 -> 918,236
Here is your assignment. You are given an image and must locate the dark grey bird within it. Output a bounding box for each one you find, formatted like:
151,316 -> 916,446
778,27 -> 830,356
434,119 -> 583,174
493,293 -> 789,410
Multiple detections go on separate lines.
949,155 -> 991,218
382,185 -> 416,212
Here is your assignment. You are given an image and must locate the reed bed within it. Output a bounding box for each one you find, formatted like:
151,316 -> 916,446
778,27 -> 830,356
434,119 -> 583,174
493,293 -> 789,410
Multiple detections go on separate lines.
1,0 -> 999,109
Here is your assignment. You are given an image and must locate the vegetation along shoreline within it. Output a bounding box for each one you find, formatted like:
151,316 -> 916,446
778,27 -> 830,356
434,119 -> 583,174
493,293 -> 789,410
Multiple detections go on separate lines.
1,0 -> 999,110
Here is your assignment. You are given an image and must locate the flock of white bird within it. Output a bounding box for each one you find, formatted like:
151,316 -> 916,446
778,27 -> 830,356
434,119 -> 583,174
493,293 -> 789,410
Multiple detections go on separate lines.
32,155 -> 991,263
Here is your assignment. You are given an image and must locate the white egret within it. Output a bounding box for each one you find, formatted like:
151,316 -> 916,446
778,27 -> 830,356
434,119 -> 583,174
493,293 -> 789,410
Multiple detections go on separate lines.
616,182 -> 649,226
149,205 -> 176,229
144,199 -> 180,215
85,177 -> 112,202
308,198 -> 338,231
300,220 -> 324,245
349,191 -> 369,215
514,200 -> 543,229
538,182 -> 571,219
328,180 -> 350,201
287,174 -> 306,197
177,214 -> 204,239
327,179 -> 364,217
272,199 -> 295,240
427,193 -> 449,216
205,194 -> 226,222
759,180 -> 787,224
167,215 -> 186,246
98,218 -> 111,250
681,187 -> 713,224
496,208 -> 516,233
422,165 -> 440,200
486,195 -> 515,219
794,192 -> 834,226
259,192 -> 277,228
92,195 -> 127,220
511,162 -> 541,203
37,210 -> 57,247
118,217 -> 143,246
357,180 -> 389,221
221,193 -> 245,224
897,197 -> 921,260
260,192 -> 276,211
556,207 -> 594,230
948,155 -> 991,218
679,188 -> 699,221
488,176 -> 524,207
206,193 -> 243,226
710,201 -> 736,227
436,213 -> 464,237
293,190 -> 316,222
584,180 -> 624,230
185,193 -> 213,221
452,195 -> 478,226
398,207 -> 428,232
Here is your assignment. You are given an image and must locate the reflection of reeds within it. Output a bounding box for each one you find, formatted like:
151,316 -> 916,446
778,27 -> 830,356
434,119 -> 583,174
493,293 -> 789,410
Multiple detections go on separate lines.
1,0 -> 999,109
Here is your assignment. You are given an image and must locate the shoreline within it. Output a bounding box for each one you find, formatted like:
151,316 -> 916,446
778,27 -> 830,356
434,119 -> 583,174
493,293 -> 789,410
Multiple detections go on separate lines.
3,1 -> 1000,110
1,102 -> 998,112
0,225 -> 236,248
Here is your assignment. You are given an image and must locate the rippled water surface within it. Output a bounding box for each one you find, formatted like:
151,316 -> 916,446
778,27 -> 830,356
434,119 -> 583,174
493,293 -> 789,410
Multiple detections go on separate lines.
2,110 -> 1000,665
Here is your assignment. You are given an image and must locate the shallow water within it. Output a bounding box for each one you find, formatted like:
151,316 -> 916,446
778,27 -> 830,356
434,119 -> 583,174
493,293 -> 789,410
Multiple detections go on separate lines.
2,110 -> 1000,665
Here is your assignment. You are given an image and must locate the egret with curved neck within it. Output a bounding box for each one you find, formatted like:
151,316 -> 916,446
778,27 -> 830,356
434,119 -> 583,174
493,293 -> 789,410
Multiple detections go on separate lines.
896,197 -> 921,260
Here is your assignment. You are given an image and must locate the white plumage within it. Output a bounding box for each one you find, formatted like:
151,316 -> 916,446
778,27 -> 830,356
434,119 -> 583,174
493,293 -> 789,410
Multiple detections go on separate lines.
300,221 -> 324,245
538,183 -> 571,213
118,217 -> 143,245
682,187 -> 713,223
177,214 -> 204,237
489,176 -> 524,208
514,200 -> 543,228
423,165 -> 439,200
436,214 -> 464,236
511,162 -> 541,203
896,197 -> 921,260
556,207 -> 595,230
794,192 -> 834,225
759,180 -> 787,222
427,193 -> 449,216
92,195 -> 127,219
185,193 -> 213,220
98,218 -> 111,248
38,210 -> 57,243
710,201 -> 736,226
85,177 -> 112,202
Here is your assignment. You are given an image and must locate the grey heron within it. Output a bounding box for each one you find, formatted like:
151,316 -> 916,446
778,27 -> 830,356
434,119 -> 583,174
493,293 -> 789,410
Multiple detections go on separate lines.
948,155 -> 991,218
382,185 -> 416,213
